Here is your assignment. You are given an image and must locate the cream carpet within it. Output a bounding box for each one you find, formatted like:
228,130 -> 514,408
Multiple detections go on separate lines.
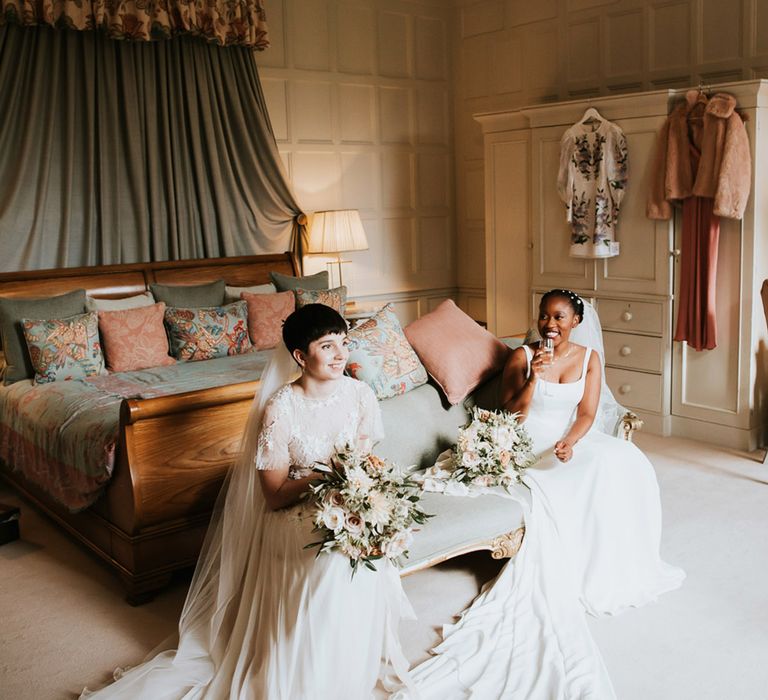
1,433 -> 767,700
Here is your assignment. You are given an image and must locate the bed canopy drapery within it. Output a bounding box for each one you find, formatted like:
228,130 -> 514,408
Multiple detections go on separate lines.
0,0 -> 270,47
0,4 -> 307,271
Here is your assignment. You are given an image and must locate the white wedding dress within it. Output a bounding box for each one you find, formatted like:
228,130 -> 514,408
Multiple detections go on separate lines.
397,344 -> 684,699
82,376 -> 412,700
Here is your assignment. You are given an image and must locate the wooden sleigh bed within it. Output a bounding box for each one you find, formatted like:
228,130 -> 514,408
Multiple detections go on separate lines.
0,253 -> 297,603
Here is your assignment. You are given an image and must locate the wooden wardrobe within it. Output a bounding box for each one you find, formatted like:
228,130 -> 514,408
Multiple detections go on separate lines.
477,80 -> 768,451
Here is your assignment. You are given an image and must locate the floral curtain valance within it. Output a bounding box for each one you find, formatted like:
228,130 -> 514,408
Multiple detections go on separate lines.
0,0 -> 269,47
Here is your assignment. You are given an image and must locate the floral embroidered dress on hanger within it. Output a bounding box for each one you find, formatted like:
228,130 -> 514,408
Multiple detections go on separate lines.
558,117 -> 628,259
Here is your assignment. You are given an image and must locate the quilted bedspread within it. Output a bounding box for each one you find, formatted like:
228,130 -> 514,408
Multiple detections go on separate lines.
0,351 -> 270,511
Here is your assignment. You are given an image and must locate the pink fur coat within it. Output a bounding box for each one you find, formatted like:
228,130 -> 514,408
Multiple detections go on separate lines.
646,90 -> 751,221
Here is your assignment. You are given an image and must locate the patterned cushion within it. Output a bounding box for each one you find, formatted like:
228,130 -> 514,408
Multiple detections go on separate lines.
150,280 -> 226,308
294,286 -> 347,315
241,291 -> 295,350
98,302 -> 176,372
164,301 -> 252,362
0,289 -> 87,384
346,304 -> 428,399
21,311 -> 106,384
270,269 -> 329,292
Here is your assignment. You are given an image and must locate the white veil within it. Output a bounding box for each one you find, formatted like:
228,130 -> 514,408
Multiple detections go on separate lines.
81,345 -> 301,698
570,300 -> 627,436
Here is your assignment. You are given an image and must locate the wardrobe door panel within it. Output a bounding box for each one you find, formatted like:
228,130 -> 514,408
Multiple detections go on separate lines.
598,116 -> 673,296
530,127 -> 593,291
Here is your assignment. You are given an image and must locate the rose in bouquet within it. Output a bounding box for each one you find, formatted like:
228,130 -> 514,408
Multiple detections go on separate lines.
306,445 -> 431,574
433,406 -> 535,490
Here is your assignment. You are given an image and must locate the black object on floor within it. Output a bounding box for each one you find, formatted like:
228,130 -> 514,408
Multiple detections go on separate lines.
0,502 -> 20,545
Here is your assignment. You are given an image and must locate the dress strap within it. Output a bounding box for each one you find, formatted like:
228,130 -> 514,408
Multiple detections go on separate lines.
522,344 -> 533,379
580,346 -> 592,380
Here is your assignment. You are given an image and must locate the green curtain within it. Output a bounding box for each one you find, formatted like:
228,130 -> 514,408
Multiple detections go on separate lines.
0,23 -> 304,270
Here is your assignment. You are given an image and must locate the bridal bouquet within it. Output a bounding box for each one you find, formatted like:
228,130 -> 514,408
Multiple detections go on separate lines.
306,446 -> 430,574
424,407 -> 535,492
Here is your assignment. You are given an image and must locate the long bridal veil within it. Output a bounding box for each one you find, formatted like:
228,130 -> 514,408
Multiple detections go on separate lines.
570,300 -> 627,435
82,346 -> 301,698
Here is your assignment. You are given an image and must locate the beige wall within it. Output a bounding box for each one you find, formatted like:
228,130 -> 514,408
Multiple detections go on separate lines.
453,0 -> 768,320
255,0 -> 455,323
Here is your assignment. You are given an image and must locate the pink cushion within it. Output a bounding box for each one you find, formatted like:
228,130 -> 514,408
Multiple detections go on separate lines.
97,303 -> 175,372
241,290 -> 296,350
404,299 -> 510,405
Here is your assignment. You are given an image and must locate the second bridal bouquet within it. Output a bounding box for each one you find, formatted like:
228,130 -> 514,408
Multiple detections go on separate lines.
306,445 -> 430,575
423,407 -> 535,493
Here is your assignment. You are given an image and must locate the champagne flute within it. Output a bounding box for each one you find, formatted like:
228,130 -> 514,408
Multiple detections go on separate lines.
540,336 -> 554,393
542,336 -> 554,363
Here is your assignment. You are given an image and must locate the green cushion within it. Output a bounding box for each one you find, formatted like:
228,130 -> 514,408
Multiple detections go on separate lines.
269,270 -> 329,292
0,289 -> 87,384
375,381 -> 471,470
149,280 -> 225,308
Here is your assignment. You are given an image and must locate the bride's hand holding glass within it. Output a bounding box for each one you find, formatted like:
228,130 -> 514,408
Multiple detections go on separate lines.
530,337 -> 554,379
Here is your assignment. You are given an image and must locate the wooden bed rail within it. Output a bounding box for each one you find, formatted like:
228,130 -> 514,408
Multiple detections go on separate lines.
121,380 -> 261,424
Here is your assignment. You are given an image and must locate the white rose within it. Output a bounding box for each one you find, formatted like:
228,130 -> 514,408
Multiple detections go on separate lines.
321,506 -> 346,532
383,529 -> 413,559
462,450 -> 481,468
345,512 -> 365,536
323,489 -> 345,507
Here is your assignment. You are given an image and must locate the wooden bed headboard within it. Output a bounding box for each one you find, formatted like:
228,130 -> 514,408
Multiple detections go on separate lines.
0,253 -> 299,299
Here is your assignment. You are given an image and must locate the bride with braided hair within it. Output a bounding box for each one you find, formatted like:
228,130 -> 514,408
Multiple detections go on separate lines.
395,289 -> 684,699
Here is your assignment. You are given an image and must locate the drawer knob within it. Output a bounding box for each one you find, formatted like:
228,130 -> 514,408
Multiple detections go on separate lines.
621,311 -> 633,322
619,345 -> 632,357
619,384 -> 632,395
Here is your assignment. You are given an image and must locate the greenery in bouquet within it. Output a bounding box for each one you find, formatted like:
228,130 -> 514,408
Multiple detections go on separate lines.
305,446 -> 431,575
449,406 -> 535,489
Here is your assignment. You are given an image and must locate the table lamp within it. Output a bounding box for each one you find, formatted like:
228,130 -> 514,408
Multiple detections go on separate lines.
306,209 -> 369,288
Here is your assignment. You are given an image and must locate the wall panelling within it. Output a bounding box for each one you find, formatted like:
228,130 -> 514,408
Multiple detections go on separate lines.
257,0 -> 454,318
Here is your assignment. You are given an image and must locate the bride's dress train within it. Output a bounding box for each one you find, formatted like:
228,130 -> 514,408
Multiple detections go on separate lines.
398,345 -> 684,699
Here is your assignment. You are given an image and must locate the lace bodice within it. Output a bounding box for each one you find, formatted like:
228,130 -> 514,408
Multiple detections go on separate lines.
255,376 -> 384,479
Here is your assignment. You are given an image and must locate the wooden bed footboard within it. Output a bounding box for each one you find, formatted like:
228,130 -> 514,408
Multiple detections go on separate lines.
1,381 -> 261,604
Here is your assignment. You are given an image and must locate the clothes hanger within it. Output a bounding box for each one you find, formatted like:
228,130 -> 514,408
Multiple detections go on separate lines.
579,107 -> 604,128
696,80 -> 711,98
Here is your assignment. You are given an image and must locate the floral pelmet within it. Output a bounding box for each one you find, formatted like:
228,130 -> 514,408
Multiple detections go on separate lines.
0,0 -> 270,48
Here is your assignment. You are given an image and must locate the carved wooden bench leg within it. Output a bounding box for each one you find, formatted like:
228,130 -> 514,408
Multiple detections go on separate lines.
490,526 -> 525,559
620,411 -> 644,442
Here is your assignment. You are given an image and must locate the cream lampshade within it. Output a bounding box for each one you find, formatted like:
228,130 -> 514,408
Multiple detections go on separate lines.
306,210 -> 369,288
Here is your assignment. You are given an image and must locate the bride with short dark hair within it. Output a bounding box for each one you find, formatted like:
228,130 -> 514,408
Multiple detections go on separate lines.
82,303 -> 412,699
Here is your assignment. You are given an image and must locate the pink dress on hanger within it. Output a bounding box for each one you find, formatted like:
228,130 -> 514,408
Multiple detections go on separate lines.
675,139 -> 719,351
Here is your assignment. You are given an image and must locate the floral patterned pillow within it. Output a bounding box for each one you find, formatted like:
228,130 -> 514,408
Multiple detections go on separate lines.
164,301 -> 252,362
345,304 -> 428,399
98,302 -> 176,372
21,311 -> 106,384
294,286 -> 347,315
241,290 -> 295,350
